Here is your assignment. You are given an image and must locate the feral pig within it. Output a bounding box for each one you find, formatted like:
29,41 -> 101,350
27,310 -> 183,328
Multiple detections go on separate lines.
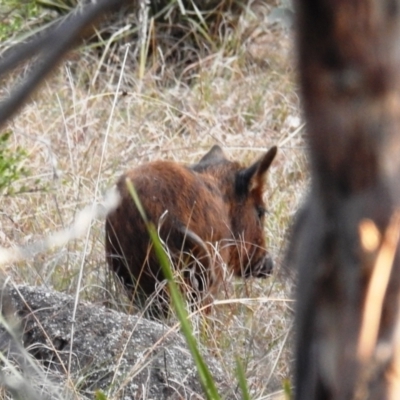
105,145 -> 277,316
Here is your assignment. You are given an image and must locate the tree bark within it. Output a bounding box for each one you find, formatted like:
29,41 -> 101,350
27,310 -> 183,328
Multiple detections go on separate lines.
291,1 -> 400,399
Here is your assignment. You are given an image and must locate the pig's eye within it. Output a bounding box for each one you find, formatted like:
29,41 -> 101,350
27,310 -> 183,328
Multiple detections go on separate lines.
256,206 -> 267,220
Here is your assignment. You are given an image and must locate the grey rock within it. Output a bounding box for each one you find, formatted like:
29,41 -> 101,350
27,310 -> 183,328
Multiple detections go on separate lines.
0,285 -> 233,400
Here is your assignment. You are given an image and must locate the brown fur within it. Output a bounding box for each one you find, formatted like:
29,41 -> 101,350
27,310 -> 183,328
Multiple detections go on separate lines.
105,145 -> 277,316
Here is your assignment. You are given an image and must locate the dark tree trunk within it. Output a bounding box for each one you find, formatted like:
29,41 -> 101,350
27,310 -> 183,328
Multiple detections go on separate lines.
290,1 -> 400,399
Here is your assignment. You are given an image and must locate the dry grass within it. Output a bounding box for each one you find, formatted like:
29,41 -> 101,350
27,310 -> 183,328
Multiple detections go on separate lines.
0,4 -> 307,399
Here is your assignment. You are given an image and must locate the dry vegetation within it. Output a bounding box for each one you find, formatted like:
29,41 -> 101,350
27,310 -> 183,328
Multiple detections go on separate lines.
0,2 -> 307,399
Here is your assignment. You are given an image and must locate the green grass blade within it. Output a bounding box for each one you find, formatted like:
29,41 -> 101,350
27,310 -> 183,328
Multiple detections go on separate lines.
235,357 -> 251,400
126,179 -> 221,400
283,378 -> 292,399
94,390 -> 108,400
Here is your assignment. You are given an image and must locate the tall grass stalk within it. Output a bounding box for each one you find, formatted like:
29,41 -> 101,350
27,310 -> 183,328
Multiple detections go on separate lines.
126,179 -> 222,400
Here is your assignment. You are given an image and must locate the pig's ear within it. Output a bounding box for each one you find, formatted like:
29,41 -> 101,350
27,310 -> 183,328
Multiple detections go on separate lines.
236,146 -> 277,195
197,145 -> 227,165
